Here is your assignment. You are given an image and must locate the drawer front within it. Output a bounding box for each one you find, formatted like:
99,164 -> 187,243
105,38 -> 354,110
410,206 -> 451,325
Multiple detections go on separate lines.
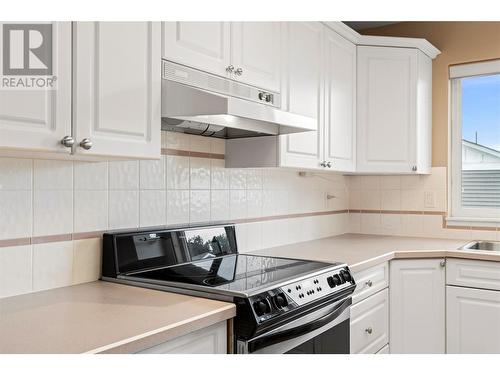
447,259 -> 500,291
376,344 -> 389,354
137,321 -> 227,354
350,288 -> 389,354
352,262 -> 389,304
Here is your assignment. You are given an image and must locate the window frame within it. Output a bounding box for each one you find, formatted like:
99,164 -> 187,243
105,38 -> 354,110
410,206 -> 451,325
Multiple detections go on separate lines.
449,59 -> 500,224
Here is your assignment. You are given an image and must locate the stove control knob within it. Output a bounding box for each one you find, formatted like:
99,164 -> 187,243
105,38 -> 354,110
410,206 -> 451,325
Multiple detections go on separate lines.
327,276 -> 335,288
340,270 -> 352,282
253,299 -> 271,316
273,293 -> 288,308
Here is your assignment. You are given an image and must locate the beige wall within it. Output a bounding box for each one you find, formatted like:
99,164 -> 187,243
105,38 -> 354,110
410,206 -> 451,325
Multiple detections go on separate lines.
361,22 -> 500,167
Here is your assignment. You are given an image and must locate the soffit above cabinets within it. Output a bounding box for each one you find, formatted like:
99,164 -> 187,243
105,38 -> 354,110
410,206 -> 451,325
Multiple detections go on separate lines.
324,21 -> 441,59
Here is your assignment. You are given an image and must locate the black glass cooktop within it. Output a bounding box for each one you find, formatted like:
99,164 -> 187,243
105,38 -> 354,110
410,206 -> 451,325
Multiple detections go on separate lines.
126,254 -> 340,294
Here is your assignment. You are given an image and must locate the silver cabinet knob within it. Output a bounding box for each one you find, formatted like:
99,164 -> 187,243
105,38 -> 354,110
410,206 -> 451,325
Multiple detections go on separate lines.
412,165 -> 417,172
365,280 -> 373,287
61,136 -> 75,148
365,327 -> 373,334
326,161 -> 332,168
226,65 -> 234,73
234,67 -> 243,76
320,161 -> 327,168
440,260 -> 446,268
79,138 -> 93,150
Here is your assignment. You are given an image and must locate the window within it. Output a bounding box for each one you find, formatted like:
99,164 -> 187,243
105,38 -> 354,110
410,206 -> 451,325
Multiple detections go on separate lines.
450,60 -> 500,222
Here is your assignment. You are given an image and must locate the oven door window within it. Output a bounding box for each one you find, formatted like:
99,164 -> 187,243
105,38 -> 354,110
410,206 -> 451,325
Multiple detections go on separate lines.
285,318 -> 350,354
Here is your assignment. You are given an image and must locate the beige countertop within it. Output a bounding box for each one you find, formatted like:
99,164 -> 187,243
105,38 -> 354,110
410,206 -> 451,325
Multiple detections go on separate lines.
1,233 -> 498,354
253,234 -> 500,272
0,281 -> 235,354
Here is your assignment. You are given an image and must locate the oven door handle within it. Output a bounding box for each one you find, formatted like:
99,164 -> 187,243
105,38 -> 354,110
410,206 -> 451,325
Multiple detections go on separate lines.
247,297 -> 351,353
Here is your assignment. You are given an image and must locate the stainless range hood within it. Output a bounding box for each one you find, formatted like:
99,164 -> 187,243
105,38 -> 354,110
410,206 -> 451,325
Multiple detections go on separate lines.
161,61 -> 316,139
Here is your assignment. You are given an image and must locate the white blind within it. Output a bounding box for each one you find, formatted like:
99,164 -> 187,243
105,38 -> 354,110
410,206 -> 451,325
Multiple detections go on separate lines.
462,169 -> 500,208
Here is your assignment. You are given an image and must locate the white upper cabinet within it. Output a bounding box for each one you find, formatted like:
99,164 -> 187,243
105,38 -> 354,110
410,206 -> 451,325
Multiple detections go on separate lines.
162,22 -> 231,78
231,22 -> 281,92
390,259 -> 446,353
357,46 -> 432,174
0,22 -> 72,154
162,22 -> 281,92
73,22 -> 161,159
323,28 -> 356,172
279,22 -> 324,170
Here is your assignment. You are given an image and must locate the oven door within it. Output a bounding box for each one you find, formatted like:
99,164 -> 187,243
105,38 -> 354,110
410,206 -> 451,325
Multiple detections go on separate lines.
237,297 -> 351,354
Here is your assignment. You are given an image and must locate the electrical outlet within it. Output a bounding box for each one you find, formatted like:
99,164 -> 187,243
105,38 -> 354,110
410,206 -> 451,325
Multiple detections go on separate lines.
424,191 -> 436,208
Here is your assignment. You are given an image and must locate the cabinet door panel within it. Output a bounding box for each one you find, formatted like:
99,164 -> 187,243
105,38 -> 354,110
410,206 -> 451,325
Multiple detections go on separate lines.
357,46 -> 417,173
73,22 -> 161,159
162,22 -> 230,77
231,22 -> 281,92
389,259 -> 445,353
324,28 -> 356,171
0,22 -> 72,153
447,286 -> 500,354
137,321 -> 227,354
279,22 -> 323,169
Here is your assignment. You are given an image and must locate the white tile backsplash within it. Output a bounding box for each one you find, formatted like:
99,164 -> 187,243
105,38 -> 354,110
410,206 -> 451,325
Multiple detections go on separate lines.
0,245 -> 32,298
190,158 -> 211,189
140,190 -> 166,227
0,158 -> 32,190
210,190 -> 230,222
166,155 -> 190,189
0,190 -> 32,239
34,159 -> 73,190
74,161 -> 108,190
190,190 -> 210,223
33,190 -> 73,236
73,238 -> 102,285
108,190 -> 139,230
140,158 -> 165,190
33,241 -> 73,292
109,161 -> 139,190
74,190 -> 108,232
166,190 -> 190,225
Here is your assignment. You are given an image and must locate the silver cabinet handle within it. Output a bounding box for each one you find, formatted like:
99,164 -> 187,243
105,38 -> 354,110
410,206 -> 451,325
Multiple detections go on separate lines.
226,65 -> 234,73
365,327 -> 373,334
412,165 -> 417,172
61,136 -> 75,148
365,280 -> 373,287
320,161 -> 327,167
234,67 -> 243,76
326,161 -> 332,168
440,260 -> 446,268
79,138 -> 93,150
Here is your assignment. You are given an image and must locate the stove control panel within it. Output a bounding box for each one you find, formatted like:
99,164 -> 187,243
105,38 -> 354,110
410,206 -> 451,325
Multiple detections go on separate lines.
248,266 -> 355,322
282,267 -> 354,306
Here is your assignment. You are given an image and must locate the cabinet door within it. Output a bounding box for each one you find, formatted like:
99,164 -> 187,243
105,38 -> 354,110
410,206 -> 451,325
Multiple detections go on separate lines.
323,28 -> 356,172
73,22 -> 161,159
231,22 -> 281,92
390,259 -> 445,353
447,286 -> 500,354
162,22 -> 231,78
357,46 -> 417,173
136,321 -> 227,354
279,22 -> 324,169
0,22 -> 72,153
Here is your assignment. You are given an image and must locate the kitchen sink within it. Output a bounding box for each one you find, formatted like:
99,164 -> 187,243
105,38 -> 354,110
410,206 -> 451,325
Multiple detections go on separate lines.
459,241 -> 500,252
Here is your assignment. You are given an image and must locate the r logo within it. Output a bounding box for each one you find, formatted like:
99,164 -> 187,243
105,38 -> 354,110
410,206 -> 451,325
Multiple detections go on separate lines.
2,24 -> 52,75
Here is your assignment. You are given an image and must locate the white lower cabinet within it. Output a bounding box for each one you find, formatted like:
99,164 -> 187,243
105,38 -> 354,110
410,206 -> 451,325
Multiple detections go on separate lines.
350,288 -> 389,354
136,321 -> 227,354
351,262 -> 389,305
446,259 -> 500,354
389,259 -> 445,353
446,285 -> 500,353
